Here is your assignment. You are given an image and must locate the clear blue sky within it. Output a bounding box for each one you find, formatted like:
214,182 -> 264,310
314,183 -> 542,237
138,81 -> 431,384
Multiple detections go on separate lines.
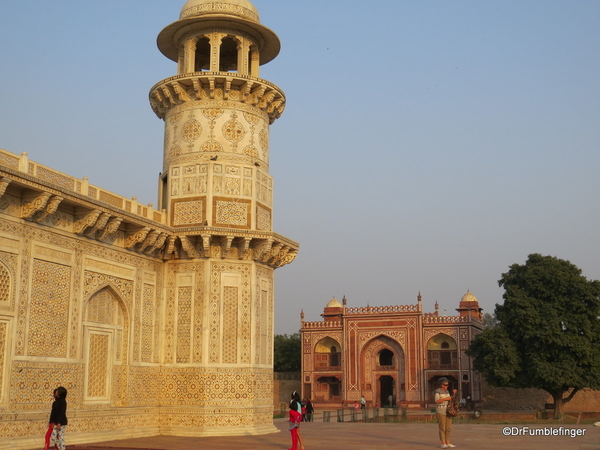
1,1 -> 599,335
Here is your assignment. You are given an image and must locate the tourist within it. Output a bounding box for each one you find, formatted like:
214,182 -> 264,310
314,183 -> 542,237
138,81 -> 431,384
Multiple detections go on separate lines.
305,400 -> 314,422
434,378 -> 456,449
289,391 -> 305,450
46,387 -> 68,450
288,399 -> 302,450
353,400 -> 360,410
360,396 -> 366,409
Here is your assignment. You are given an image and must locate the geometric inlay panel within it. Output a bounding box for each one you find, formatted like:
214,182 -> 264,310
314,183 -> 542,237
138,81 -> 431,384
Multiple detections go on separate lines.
256,204 -> 271,231
173,199 -> 204,226
86,332 -> 109,399
0,321 -> 6,400
214,199 -> 250,228
222,286 -> 238,364
0,261 -> 11,304
28,260 -> 71,357
176,286 -> 193,363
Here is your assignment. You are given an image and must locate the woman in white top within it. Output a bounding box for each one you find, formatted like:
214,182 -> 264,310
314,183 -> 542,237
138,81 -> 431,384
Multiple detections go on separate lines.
434,377 -> 457,449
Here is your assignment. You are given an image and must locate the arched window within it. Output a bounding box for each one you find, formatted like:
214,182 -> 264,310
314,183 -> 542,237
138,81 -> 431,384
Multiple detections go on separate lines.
314,338 -> 341,370
219,36 -> 239,72
427,334 -> 458,369
194,37 -> 210,71
378,349 -> 394,366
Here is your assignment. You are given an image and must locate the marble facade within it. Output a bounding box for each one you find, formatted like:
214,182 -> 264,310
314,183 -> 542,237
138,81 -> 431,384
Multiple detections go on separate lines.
0,1 -> 297,448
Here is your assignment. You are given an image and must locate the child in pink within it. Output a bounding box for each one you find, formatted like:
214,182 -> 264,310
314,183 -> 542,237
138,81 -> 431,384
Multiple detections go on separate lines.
288,405 -> 302,450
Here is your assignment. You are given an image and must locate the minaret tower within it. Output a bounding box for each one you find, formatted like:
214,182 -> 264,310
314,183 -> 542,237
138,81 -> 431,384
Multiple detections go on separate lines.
150,0 -> 297,436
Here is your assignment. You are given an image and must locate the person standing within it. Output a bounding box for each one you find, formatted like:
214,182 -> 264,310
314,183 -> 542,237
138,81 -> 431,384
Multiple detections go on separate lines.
360,396 -> 366,410
434,378 -> 456,449
47,386 -> 68,450
288,400 -> 302,450
289,391 -> 305,450
305,400 -> 314,422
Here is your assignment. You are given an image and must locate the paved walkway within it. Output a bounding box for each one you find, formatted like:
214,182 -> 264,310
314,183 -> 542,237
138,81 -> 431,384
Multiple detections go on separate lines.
71,419 -> 599,450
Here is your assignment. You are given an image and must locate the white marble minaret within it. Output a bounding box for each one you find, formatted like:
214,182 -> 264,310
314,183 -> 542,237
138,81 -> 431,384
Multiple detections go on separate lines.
150,0 -> 297,436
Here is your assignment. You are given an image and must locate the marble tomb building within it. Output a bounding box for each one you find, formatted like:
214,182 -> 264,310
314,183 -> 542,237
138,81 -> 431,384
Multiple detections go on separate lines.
0,0 -> 297,448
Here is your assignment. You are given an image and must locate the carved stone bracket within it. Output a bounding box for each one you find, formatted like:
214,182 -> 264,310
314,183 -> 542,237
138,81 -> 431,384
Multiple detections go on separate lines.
0,177 -> 12,197
274,250 -> 297,268
200,234 -> 211,258
165,235 -> 177,257
97,217 -> 123,241
179,235 -> 199,258
239,237 -> 252,260
22,192 -> 52,221
84,212 -> 110,237
253,238 -> 273,261
125,227 -> 150,249
33,195 -> 63,223
147,232 -> 169,255
220,235 -> 235,258
261,242 -> 282,263
139,230 -> 159,253
74,209 -> 102,235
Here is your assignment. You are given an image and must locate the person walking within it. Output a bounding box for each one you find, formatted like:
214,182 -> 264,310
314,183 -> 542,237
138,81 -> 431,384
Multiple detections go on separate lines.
434,378 -> 456,449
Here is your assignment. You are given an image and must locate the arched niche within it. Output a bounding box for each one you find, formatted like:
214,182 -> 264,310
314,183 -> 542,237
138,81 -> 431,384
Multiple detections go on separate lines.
82,285 -> 129,406
427,333 -> 458,370
314,337 -> 341,369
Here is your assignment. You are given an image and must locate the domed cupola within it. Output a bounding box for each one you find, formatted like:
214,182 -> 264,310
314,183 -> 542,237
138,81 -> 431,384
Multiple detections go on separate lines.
156,0 -> 280,74
456,290 -> 483,320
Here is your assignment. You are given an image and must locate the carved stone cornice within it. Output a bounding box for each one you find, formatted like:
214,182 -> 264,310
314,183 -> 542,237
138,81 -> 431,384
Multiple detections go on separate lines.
149,73 -> 285,123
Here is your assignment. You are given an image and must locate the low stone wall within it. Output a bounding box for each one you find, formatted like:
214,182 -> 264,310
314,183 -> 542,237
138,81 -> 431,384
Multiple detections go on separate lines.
481,384 -> 600,412
273,372 -> 300,411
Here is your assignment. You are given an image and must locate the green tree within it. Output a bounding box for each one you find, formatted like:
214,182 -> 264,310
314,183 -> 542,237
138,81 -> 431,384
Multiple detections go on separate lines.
273,333 -> 301,372
481,312 -> 498,329
467,254 -> 600,419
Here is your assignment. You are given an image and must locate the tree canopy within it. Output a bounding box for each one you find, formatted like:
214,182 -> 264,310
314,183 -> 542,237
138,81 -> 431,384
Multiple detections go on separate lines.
467,253 -> 600,419
273,333 -> 301,372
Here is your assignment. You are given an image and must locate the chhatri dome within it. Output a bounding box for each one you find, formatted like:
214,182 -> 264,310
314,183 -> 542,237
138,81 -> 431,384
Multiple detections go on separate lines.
461,290 -> 478,302
158,0 -> 280,65
326,297 -> 343,308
